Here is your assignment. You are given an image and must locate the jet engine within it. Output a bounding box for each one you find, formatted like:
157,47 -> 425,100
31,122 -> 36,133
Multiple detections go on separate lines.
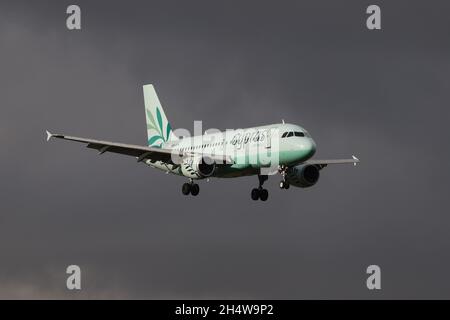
181,156 -> 216,178
285,164 -> 320,188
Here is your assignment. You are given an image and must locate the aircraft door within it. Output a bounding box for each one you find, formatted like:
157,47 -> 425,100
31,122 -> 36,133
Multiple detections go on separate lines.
265,130 -> 271,149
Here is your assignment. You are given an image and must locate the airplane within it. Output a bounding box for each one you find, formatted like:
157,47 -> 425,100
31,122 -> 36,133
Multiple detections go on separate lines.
46,84 -> 359,201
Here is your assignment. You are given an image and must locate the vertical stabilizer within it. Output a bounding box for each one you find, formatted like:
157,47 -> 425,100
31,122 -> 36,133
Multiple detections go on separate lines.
143,84 -> 177,147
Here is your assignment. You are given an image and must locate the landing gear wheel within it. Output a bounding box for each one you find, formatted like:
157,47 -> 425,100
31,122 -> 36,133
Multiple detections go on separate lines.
259,188 -> 269,201
182,183 -> 191,195
251,188 -> 260,201
191,184 -> 200,196
279,181 -> 290,189
252,174 -> 269,201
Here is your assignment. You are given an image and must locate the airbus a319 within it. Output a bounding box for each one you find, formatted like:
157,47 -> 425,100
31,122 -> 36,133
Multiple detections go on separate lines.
47,84 -> 359,201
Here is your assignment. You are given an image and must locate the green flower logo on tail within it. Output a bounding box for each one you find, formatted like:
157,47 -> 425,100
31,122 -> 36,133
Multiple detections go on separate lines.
146,107 -> 172,147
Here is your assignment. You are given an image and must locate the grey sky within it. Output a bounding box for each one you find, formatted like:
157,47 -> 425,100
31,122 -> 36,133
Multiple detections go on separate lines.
0,0 -> 449,298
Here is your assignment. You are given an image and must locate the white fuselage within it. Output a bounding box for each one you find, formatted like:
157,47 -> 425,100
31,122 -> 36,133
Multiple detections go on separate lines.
145,123 -> 316,179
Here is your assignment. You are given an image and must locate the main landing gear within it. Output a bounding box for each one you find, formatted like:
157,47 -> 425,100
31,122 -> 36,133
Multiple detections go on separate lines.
251,174 -> 269,201
278,165 -> 290,189
182,179 -> 200,196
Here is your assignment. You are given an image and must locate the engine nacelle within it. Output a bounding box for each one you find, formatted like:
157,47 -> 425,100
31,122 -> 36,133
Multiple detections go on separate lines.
181,156 -> 216,178
285,164 -> 320,188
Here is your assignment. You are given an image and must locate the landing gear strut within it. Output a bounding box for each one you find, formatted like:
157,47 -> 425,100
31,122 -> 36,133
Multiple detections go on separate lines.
182,179 -> 200,196
251,174 -> 269,201
278,165 -> 290,189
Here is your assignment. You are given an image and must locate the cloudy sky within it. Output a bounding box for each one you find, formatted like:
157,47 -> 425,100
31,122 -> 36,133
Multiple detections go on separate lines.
0,0 -> 449,299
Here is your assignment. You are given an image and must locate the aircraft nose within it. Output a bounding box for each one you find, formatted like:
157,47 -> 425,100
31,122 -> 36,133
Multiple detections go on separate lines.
306,138 -> 316,158
296,138 -> 315,158
293,138 -> 316,160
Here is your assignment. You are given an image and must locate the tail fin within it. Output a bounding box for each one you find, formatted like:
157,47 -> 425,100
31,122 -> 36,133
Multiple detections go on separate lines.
143,84 -> 178,147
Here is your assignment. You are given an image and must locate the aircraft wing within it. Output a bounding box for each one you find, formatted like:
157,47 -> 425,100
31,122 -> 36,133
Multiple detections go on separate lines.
304,155 -> 360,169
46,131 -> 234,164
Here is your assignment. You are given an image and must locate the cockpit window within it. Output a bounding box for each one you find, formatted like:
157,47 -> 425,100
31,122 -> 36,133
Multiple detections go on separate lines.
282,131 -> 306,138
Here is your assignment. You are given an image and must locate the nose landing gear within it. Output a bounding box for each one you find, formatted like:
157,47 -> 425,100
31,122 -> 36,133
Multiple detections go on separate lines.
251,174 -> 269,201
278,165 -> 290,189
182,179 -> 200,196
279,181 -> 290,189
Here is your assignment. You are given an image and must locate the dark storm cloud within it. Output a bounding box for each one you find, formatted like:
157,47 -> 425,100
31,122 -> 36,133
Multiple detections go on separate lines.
0,0 -> 450,298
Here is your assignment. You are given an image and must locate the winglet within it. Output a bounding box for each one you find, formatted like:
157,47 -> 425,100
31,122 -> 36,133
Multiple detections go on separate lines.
46,130 -> 53,142
352,155 -> 359,166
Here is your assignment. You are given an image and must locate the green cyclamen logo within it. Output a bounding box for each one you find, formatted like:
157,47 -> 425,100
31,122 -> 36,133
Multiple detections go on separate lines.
146,107 -> 171,147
